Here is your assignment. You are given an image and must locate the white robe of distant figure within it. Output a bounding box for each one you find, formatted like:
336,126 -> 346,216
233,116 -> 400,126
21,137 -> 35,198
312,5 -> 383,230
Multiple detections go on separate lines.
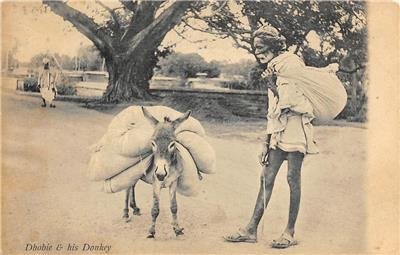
38,58 -> 58,106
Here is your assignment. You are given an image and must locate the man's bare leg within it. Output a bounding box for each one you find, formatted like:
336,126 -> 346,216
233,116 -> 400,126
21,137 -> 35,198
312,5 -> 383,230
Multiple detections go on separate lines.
244,148 -> 286,236
224,148 -> 286,242
271,151 -> 304,248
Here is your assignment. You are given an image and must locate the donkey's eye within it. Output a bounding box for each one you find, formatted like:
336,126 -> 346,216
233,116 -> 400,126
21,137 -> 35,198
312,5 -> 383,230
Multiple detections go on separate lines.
151,140 -> 157,148
168,142 -> 176,152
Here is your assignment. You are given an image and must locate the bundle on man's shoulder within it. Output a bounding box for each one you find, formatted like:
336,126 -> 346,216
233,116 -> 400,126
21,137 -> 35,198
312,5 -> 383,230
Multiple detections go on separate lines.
269,52 -> 347,122
88,106 -> 216,196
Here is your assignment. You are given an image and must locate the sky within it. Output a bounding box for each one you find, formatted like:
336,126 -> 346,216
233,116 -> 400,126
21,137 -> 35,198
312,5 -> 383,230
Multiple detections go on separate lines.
1,1 -> 254,64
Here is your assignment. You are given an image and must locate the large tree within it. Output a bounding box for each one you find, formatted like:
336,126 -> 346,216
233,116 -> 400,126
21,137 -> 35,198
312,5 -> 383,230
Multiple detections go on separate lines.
44,0 -> 195,102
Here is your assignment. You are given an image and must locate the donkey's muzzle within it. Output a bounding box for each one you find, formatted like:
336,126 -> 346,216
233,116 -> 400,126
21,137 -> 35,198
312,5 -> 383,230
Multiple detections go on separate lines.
156,173 -> 166,181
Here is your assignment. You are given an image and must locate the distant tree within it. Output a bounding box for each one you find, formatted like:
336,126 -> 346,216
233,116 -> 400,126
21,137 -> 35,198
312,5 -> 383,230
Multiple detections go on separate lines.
157,52 -> 220,78
29,53 -> 56,69
29,53 -> 72,70
53,53 -> 75,70
4,40 -> 20,70
77,45 -> 103,71
204,60 -> 221,78
217,59 -> 256,78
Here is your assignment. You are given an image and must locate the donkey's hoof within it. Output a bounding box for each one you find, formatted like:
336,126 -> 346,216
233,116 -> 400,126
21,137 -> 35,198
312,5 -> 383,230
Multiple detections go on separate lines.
174,227 -> 184,236
122,214 -> 131,222
132,207 -> 141,216
147,227 -> 155,238
122,209 -> 129,219
123,216 -> 131,223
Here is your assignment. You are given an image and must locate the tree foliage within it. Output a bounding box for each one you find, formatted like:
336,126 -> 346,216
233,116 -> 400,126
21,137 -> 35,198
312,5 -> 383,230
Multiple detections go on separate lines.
77,45 -> 103,71
188,1 -> 366,70
156,52 -> 220,78
217,59 -> 256,78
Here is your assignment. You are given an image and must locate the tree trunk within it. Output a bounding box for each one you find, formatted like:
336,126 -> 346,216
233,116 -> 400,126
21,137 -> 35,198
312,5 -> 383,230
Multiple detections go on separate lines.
103,51 -> 156,103
349,59 -> 358,114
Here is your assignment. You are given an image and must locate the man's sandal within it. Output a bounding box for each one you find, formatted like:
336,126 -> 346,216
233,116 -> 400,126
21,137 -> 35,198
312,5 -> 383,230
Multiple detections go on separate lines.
270,232 -> 298,249
223,228 -> 257,243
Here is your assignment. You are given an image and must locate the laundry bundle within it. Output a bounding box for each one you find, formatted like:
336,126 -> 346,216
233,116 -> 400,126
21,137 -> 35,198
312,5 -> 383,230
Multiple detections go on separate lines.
268,52 -> 347,122
88,106 -> 216,196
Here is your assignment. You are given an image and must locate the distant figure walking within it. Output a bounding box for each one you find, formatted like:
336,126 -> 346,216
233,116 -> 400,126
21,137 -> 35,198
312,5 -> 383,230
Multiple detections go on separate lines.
37,58 -> 58,108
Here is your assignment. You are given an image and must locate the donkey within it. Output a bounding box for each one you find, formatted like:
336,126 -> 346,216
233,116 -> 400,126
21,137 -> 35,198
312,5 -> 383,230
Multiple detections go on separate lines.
123,106 -> 191,238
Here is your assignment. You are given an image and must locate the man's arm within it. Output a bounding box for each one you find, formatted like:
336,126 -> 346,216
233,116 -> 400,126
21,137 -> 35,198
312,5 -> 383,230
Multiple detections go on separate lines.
260,87 -> 278,165
37,72 -> 42,88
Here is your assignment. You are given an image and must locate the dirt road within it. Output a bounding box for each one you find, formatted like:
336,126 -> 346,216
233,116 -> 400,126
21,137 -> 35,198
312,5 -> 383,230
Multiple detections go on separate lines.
2,77 -> 366,254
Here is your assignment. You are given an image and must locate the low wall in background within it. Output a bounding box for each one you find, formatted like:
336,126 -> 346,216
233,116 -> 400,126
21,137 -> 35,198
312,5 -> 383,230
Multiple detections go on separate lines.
150,87 -> 268,119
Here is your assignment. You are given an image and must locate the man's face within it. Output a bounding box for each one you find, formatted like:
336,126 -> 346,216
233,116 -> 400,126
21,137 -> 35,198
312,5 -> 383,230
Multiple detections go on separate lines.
254,37 -> 275,64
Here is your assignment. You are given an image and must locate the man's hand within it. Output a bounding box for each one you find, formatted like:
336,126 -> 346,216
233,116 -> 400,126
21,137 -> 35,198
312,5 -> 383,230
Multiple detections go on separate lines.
261,65 -> 275,79
52,87 -> 57,96
259,145 -> 270,166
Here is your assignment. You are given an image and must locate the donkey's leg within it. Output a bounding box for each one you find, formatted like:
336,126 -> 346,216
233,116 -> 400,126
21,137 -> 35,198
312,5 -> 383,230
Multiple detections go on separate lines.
169,181 -> 184,236
129,182 -> 141,216
122,187 -> 131,220
147,182 -> 161,238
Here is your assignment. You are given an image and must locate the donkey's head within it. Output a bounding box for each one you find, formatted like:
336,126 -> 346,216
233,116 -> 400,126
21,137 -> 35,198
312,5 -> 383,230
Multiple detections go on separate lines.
142,107 -> 191,182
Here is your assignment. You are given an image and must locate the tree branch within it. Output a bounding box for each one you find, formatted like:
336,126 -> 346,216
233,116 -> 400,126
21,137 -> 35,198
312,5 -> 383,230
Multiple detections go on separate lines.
226,30 -> 253,52
173,28 -> 210,44
44,0 -> 114,55
182,19 -> 223,36
95,0 -> 120,29
338,65 -> 366,74
119,0 -> 137,12
124,1 -> 191,58
120,1 -> 165,42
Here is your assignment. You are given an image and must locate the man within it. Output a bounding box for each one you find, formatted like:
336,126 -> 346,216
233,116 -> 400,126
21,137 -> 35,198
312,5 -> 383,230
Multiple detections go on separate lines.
37,58 -> 58,108
224,25 -> 318,249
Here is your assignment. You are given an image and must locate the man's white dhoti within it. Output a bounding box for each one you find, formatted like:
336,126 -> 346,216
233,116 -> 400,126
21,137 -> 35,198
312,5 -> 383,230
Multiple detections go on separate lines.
38,70 -> 57,105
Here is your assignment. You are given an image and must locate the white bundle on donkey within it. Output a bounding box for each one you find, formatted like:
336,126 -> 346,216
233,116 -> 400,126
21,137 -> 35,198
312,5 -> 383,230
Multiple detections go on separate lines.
88,105 -> 216,238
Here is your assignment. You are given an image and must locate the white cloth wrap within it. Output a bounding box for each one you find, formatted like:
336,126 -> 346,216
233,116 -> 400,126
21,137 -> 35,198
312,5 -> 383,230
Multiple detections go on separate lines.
175,143 -> 201,197
176,132 -> 216,174
101,106 -> 205,157
40,88 -> 56,104
268,52 -> 347,122
38,69 -> 57,104
102,154 -> 153,193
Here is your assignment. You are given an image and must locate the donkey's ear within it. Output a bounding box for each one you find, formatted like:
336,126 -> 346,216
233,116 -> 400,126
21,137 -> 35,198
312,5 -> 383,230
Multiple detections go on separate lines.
141,106 -> 159,126
172,110 -> 191,128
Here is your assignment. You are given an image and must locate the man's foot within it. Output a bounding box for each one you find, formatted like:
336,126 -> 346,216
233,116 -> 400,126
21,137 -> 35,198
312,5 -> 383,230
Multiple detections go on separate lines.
270,232 -> 297,249
223,228 -> 257,243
